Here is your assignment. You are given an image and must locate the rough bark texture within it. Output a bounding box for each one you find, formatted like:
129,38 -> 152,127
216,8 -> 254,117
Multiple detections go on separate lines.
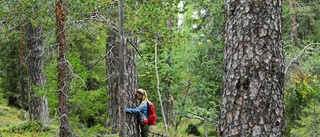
25,21 -> 50,124
106,29 -> 119,134
118,1 -> 127,135
20,25 -> 26,111
124,37 -> 138,136
289,0 -> 297,46
106,29 -> 138,136
217,0 -> 285,136
56,0 -> 69,136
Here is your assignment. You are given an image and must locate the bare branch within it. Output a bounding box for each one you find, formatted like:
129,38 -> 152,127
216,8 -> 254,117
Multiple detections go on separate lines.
285,43 -> 320,74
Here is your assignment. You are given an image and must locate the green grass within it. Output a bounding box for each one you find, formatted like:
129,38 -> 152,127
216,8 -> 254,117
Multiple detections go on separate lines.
0,104 -> 58,137
0,104 -> 216,136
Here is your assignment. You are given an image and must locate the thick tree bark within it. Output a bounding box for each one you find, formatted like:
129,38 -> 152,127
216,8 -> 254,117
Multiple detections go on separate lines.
25,21 -> 50,125
217,0 -> 285,136
289,0 -> 297,46
105,29 -> 138,136
19,25 -> 26,111
106,29 -> 120,134
56,0 -> 69,136
124,37 -> 139,136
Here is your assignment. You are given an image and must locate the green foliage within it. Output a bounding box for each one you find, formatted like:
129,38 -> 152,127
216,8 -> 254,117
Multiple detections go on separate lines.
186,123 -> 200,136
1,0 -> 319,136
282,0 -> 320,43
70,86 -> 107,127
290,103 -> 320,137
0,40 -> 21,97
3,120 -> 50,134
0,83 -> 6,106
0,111 -> 5,116
284,40 -> 320,136
172,0 -> 224,130
69,121 -> 109,136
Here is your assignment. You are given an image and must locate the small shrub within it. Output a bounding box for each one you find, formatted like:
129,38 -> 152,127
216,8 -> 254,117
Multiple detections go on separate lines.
3,120 -> 50,133
208,129 -> 217,136
0,111 -> 5,116
186,123 -> 200,136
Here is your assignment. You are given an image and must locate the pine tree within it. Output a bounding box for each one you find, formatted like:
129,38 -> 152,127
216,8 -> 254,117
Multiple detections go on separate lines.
25,21 -> 50,124
56,0 -> 69,136
217,0 -> 286,136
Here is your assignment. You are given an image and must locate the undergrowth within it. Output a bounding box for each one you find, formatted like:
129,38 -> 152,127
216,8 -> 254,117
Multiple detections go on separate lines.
3,120 -> 50,133
0,104 -> 216,136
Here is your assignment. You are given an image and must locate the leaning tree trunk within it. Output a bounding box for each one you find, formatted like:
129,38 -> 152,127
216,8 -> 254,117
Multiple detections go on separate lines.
105,29 -> 138,136
56,0 -> 69,136
25,21 -> 50,124
217,0 -> 285,136
155,41 -> 168,133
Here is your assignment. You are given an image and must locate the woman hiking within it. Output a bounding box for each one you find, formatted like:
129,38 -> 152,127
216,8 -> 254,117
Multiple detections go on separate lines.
125,89 -> 149,137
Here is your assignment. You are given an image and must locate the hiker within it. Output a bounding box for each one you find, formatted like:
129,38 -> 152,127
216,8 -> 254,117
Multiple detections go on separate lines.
125,89 -> 149,137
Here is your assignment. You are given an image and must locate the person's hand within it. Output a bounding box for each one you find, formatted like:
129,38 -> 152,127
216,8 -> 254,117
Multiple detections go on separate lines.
125,108 -> 132,113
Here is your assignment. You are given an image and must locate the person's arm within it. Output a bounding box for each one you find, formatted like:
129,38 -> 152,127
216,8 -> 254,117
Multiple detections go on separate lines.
125,102 -> 147,113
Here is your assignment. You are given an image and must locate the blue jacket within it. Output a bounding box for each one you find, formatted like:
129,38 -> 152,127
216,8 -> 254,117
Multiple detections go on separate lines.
125,101 -> 148,123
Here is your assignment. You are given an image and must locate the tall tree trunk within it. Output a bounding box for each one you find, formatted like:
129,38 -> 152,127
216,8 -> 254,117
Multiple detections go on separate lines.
290,0 -> 298,46
106,29 -> 138,136
118,0 -> 127,136
217,0 -> 285,136
56,0 -> 69,136
106,29 -> 120,134
124,37 -> 138,136
19,25 -> 26,111
25,21 -> 50,124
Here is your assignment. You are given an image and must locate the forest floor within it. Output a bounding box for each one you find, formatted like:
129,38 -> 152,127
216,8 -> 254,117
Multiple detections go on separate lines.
0,104 -> 216,137
150,118 -> 216,137
0,104 -> 59,137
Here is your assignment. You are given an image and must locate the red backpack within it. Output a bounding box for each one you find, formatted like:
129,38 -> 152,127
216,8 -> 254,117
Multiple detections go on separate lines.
141,101 -> 156,125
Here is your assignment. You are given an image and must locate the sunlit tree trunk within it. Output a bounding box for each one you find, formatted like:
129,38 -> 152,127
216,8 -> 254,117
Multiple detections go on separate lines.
217,0 -> 285,136
56,0 -> 69,136
25,21 -> 50,124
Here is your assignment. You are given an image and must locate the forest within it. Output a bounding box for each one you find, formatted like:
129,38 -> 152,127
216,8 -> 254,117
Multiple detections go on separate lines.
0,0 -> 319,137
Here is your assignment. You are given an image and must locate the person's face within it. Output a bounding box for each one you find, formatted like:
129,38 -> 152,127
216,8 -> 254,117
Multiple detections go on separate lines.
136,92 -> 142,100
